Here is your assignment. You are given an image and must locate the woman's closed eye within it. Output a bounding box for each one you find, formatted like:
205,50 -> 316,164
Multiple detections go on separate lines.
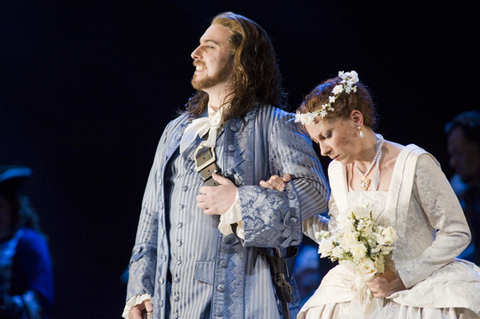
319,132 -> 331,140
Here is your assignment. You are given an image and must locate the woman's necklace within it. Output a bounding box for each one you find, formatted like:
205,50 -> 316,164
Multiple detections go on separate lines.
354,137 -> 384,191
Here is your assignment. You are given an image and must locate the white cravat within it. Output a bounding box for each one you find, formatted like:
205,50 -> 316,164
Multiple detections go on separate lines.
180,105 -> 224,154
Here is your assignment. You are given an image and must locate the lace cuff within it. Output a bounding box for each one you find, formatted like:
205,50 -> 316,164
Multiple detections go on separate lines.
218,191 -> 244,239
122,294 -> 152,318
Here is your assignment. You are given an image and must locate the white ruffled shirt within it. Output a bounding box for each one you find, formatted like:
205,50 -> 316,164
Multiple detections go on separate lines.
122,105 -> 244,318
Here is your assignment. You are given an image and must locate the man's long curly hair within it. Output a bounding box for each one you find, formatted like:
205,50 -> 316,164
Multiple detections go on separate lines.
185,12 -> 287,121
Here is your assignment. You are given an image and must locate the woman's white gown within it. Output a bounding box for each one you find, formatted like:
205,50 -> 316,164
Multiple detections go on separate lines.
299,145 -> 480,319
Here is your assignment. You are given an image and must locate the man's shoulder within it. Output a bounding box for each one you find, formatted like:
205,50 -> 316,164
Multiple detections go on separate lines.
164,112 -> 190,130
249,103 -> 294,122
254,102 -> 289,114
169,111 -> 190,124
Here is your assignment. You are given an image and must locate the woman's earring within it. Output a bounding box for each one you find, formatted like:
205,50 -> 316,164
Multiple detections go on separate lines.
357,126 -> 364,138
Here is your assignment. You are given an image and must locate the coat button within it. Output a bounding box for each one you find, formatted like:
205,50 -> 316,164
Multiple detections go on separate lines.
228,145 -> 235,151
220,260 -> 227,268
217,284 -> 225,292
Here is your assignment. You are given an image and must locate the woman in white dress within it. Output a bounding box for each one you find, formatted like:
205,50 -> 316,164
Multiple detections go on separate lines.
266,71 -> 480,319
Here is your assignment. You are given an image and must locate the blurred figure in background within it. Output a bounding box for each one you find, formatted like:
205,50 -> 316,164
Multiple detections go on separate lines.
293,240 -> 323,306
293,233 -> 336,306
445,110 -> 480,264
0,165 -> 54,319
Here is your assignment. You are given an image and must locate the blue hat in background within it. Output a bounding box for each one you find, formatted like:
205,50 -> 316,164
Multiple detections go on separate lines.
0,165 -> 32,193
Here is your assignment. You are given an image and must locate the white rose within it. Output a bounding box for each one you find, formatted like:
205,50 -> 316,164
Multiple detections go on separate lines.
319,239 -> 334,257
381,246 -> 394,255
382,227 -> 399,243
341,221 -> 355,233
331,246 -> 344,258
356,259 -> 376,280
337,214 -> 355,232
343,231 -> 359,248
350,243 -> 367,260
376,233 -> 386,245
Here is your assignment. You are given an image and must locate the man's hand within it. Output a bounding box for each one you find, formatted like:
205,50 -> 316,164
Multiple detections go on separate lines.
197,173 -> 237,215
259,174 -> 292,192
366,269 -> 406,298
129,300 -> 153,319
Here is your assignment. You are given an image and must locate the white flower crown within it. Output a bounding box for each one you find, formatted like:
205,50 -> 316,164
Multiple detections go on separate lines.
295,70 -> 359,125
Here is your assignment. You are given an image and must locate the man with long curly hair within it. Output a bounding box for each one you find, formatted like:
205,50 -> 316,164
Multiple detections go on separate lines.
124,12 -> 329,319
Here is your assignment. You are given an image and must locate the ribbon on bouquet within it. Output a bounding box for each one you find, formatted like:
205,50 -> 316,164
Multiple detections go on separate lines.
349,277 -> 384,319
349,258 -> 396,319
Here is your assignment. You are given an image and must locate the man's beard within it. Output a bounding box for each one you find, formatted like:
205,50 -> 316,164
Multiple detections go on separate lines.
191,59 -> 234,91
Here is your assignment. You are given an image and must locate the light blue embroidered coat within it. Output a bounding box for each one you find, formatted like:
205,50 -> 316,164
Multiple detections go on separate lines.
126,104 -> 330,319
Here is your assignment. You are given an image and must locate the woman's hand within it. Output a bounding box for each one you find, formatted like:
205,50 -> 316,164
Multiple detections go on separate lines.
259,174 -> 292,191
366,269 -> 406,298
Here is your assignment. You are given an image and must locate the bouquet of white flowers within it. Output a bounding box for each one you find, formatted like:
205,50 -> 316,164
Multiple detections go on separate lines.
316,205 -> 399,281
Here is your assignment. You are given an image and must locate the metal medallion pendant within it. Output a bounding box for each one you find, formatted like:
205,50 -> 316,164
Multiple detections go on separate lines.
359,176 -> 371,191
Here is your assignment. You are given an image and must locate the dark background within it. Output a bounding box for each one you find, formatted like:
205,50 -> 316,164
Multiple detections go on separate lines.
1,1 -> 479,318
